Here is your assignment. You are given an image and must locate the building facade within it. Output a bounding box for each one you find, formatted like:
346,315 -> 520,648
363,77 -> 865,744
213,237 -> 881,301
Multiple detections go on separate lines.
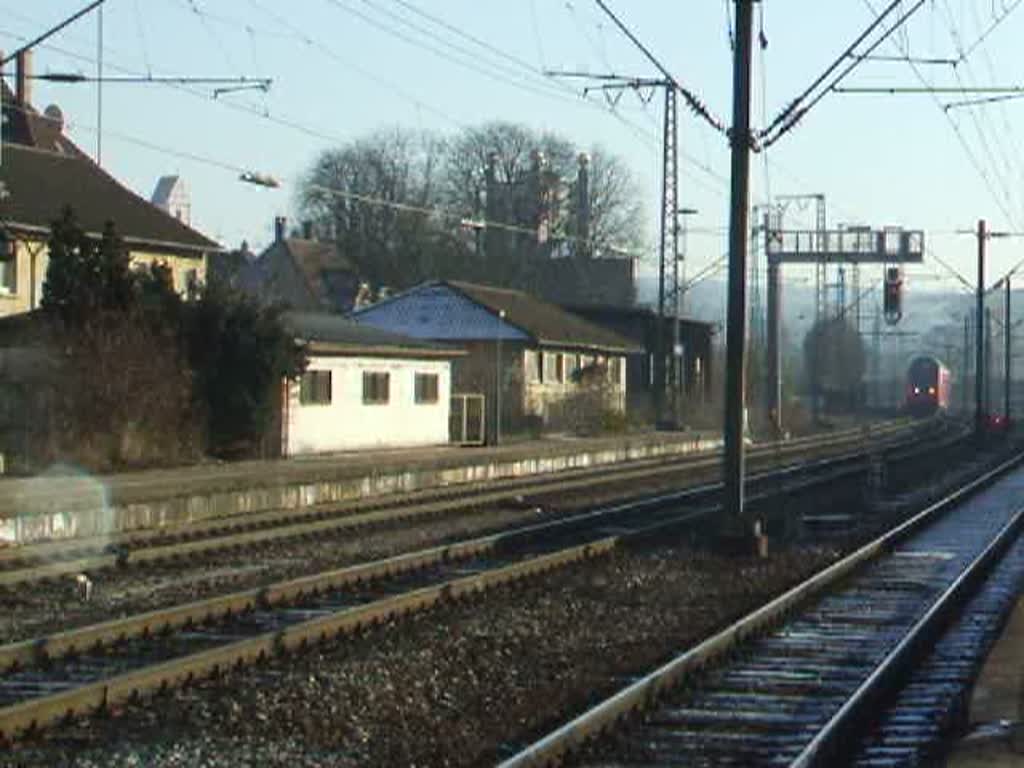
351,280 -> 640,439
281,312 -> 460,455
0,56 -> 217,318
564,303 -> 715,422
251,217 -> 362,314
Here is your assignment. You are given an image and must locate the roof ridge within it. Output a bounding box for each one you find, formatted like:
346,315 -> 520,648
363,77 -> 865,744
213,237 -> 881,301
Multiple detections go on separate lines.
1,143 -> 220,251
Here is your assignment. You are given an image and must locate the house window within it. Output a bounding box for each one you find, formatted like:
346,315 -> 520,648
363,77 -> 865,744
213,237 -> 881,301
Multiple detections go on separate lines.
543,352 -> 558,384
184,268 -> 199,297
555,353 -> 565,383
526,350 -> 541,383
299,370 -> 332,405
415,373 -> 439,404
363,371 -> 390,404
609,357 -> 622,385
0,247 -> 15,295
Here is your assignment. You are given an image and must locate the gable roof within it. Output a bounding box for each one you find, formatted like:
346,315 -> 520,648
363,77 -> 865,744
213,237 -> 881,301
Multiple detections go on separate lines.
564,302 -> 716,331
282,311 -> 461,358
256,238 -> 360,312
0,145 -> 218,254
354,280 -> 640,354
1,88 -> 218,254
0,82 -> 85,157
446,281 -> 639,352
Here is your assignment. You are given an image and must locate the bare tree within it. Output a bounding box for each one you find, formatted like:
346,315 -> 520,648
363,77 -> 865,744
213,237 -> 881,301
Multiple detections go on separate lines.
297,121 -> 648,292
804,318 -> 866,412
298,128 -> 470,288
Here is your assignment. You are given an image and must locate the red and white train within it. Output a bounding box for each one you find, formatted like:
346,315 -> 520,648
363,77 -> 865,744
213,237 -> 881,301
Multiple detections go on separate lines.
905,355 -> 951,416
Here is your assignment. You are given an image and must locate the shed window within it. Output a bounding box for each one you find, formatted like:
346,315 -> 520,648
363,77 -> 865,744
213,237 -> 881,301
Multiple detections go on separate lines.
299,370 -> 332,405
415,373 -> 439,404
363,372 -> 390,404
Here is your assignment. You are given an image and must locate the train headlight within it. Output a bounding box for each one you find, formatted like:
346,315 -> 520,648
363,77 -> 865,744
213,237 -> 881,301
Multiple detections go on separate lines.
913,387 -> 920,395
928,386 -> 936,395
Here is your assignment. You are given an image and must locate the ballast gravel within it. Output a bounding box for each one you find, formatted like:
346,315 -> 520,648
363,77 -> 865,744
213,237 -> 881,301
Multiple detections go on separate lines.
4,544 -> 833,768
0,467 -> 727,646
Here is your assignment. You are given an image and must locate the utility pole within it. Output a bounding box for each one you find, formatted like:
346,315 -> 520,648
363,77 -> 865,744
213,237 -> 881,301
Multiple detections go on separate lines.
657,86 -> 679,426
986,306 -> 993,417
764,211 -> 782,424
96,2 -> 103,164
976,219 -> 986,435
723,0 -> 755,521
674,207 -> 698,425
963,313 -> 971,414
547,70 -> 681,425
1006,276 -> 1012,423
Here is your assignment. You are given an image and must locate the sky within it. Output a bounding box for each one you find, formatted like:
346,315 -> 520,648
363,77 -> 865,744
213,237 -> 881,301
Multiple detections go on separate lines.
4,1 -> 1024,311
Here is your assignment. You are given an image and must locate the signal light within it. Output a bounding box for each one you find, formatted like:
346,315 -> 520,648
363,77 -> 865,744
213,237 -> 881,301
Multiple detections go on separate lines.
884,266 -> 903,324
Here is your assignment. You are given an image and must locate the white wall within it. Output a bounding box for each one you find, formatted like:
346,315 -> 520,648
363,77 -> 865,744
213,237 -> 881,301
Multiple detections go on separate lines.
285,355 -> 451,455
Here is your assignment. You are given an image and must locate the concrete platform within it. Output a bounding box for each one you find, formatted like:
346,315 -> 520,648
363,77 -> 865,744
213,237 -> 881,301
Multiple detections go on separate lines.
0,430 -> 721,544
944,596 -> 1024,767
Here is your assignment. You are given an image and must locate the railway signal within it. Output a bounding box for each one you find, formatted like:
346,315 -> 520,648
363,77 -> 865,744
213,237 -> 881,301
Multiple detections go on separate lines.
883,266 -> 903,324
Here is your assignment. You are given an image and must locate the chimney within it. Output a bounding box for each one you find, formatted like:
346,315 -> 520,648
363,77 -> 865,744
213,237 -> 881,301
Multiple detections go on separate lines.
15,49 -> 32,107
274,216 -> 287,243
301,220 -> 313,240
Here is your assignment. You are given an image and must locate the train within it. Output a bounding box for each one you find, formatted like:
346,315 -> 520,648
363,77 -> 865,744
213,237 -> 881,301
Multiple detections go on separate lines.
905,355 -> 951,416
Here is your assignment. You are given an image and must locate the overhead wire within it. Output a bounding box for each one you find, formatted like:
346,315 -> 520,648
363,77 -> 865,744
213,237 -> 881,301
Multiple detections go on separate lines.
859,0 -> 1018,232
764,154 -> 976,296
131,0 -> 152,77
4,3 -> 731,261
0,7 -> 359,145
3,98 -> 653,256
182,0 -> 242,76
957,0 -> 1024,60
332,0 -> 584,106
593,0 -> 727,135
527,0 -> 547,70
939,0 -> 1020,227
762,0 -> 928,148
963,0 -> 1024,223
373,2 -> 736,187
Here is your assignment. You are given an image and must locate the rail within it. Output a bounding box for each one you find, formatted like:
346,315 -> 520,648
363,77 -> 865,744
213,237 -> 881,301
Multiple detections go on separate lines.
498,446 -> 1024,768
0,421 -> 935,741
0,418 -> 926,588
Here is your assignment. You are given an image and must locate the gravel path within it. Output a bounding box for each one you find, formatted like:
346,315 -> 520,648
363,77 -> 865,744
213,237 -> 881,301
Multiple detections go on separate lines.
5,544 -> 834,767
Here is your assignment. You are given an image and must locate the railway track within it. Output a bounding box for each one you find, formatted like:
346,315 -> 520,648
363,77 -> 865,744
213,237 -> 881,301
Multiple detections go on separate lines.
0,423 -> 940,743
499,447 -> 1024,767
0,419 -> 930,589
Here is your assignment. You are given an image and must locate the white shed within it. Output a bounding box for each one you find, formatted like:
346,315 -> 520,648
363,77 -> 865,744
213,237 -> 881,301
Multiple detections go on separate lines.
281,312 -> 463,456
